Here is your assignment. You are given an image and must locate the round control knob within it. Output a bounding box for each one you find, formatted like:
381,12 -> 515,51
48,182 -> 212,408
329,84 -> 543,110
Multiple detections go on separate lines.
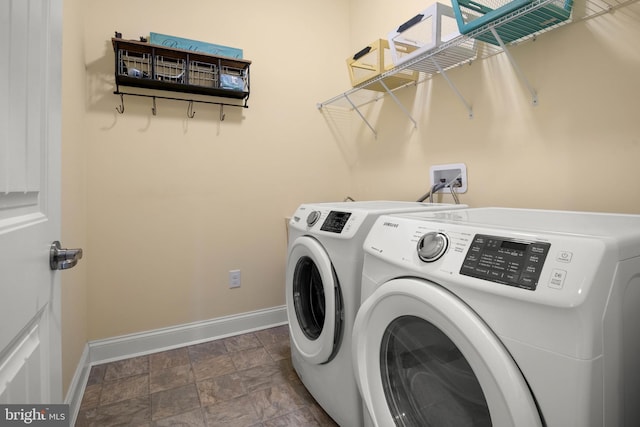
306,211 -> 321,227
417,232 -> 449,262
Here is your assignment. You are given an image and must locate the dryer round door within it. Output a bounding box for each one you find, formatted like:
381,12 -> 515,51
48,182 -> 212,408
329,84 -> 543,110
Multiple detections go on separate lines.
286,236 -> 343,365
352,278 -> 543,427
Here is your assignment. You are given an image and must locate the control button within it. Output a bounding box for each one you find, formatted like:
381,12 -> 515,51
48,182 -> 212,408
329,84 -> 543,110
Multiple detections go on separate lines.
474,236 -> 487,245
530,244 -> 548,254
549,269 -> 567,289
526,254 -> 542,265
461,264 -> 476,272
524,265 -> 539,274
487,239 -> 499,249
505,273 -> 518,283
489,270 -> 503,279
519,275 -> 536,289
417,232 -> 449,262
306,211 -> 321,227
507,261 -> 521,273
474,267 -> 490,276
557,251 -> 573,263
465,253 -> 479,263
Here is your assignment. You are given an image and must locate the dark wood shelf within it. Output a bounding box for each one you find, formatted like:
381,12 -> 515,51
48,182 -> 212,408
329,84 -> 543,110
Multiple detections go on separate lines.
112,38 -> 251,107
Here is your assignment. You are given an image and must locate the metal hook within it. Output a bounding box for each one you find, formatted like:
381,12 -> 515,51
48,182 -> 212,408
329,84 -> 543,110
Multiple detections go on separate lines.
116,93 -> 125,114
187,100 -> 196,118
219,104 -> 226,121
151,96 -> 157,116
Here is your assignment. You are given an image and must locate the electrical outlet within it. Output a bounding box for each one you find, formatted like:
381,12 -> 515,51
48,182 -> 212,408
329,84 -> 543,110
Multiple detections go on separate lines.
229,270 -> 241,288
430,163 -> 467,194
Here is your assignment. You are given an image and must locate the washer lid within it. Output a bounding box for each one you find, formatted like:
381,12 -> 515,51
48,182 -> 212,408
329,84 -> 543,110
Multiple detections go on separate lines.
353,278 -> 542,427
286,236 -> 343,365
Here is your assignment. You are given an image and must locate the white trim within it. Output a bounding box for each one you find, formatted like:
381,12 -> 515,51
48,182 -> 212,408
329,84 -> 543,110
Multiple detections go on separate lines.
65,305 -> 287,425
64,344 -> 90,423
88,305 -> 287,364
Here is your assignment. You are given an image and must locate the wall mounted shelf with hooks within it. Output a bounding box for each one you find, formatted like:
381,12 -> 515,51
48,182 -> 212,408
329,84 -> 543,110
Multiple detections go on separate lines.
114,91 -> 238,121
112,37 -> 251,118
318,0 -> 637,135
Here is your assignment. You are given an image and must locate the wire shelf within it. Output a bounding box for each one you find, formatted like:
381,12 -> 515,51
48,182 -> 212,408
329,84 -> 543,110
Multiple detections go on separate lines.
319,0 -> 637,113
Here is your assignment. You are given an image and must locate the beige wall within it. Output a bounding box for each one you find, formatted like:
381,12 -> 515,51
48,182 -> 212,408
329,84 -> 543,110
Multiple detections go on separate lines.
80,0 -> 352,341
61,0 -> 88,395
346,0 -> 640,212
60,0 -> 640,394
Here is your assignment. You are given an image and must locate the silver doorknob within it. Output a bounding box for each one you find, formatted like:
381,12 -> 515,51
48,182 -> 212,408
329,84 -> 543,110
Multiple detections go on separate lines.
50,241 -> 83,270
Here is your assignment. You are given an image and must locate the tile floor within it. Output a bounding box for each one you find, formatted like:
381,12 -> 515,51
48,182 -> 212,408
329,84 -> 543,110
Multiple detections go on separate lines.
75,325 -> 339,426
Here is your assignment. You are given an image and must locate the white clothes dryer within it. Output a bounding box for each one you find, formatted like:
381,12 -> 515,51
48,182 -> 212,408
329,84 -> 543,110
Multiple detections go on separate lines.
286,201 -> 467,426
353,207 -> 640,427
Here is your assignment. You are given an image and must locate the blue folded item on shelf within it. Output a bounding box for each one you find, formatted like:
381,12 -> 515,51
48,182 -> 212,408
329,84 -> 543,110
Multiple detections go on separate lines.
150,32 -> 243,59
451,0 -> 573,45
220,74 -> 245,91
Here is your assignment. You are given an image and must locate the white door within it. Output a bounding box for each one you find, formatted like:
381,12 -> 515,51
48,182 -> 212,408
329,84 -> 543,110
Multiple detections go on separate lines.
0,0 -> 64,404
286,236 -> 343,364
352,278 -> 543,427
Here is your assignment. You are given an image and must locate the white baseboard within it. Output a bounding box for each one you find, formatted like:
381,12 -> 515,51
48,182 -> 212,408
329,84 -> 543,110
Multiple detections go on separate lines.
65,305 -> 287,424
88,305 -> 288,364
64,343 -> 90,423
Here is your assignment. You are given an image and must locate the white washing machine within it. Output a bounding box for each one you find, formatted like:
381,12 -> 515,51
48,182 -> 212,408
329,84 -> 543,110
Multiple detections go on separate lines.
353,207 -> 640,427
286,201 -> 467,426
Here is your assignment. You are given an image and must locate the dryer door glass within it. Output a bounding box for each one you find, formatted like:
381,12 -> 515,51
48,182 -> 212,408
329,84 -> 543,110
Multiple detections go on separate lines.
293,256 -> 326,340
380,315 -> 491,427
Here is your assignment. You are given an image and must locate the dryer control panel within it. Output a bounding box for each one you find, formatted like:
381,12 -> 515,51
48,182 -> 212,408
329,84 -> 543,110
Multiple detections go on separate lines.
320,211 -> 352,233
460,234 -> 551,291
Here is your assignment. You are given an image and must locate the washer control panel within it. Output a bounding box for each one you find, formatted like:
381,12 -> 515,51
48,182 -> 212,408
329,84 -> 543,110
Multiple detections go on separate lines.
460,234 -> 551,290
